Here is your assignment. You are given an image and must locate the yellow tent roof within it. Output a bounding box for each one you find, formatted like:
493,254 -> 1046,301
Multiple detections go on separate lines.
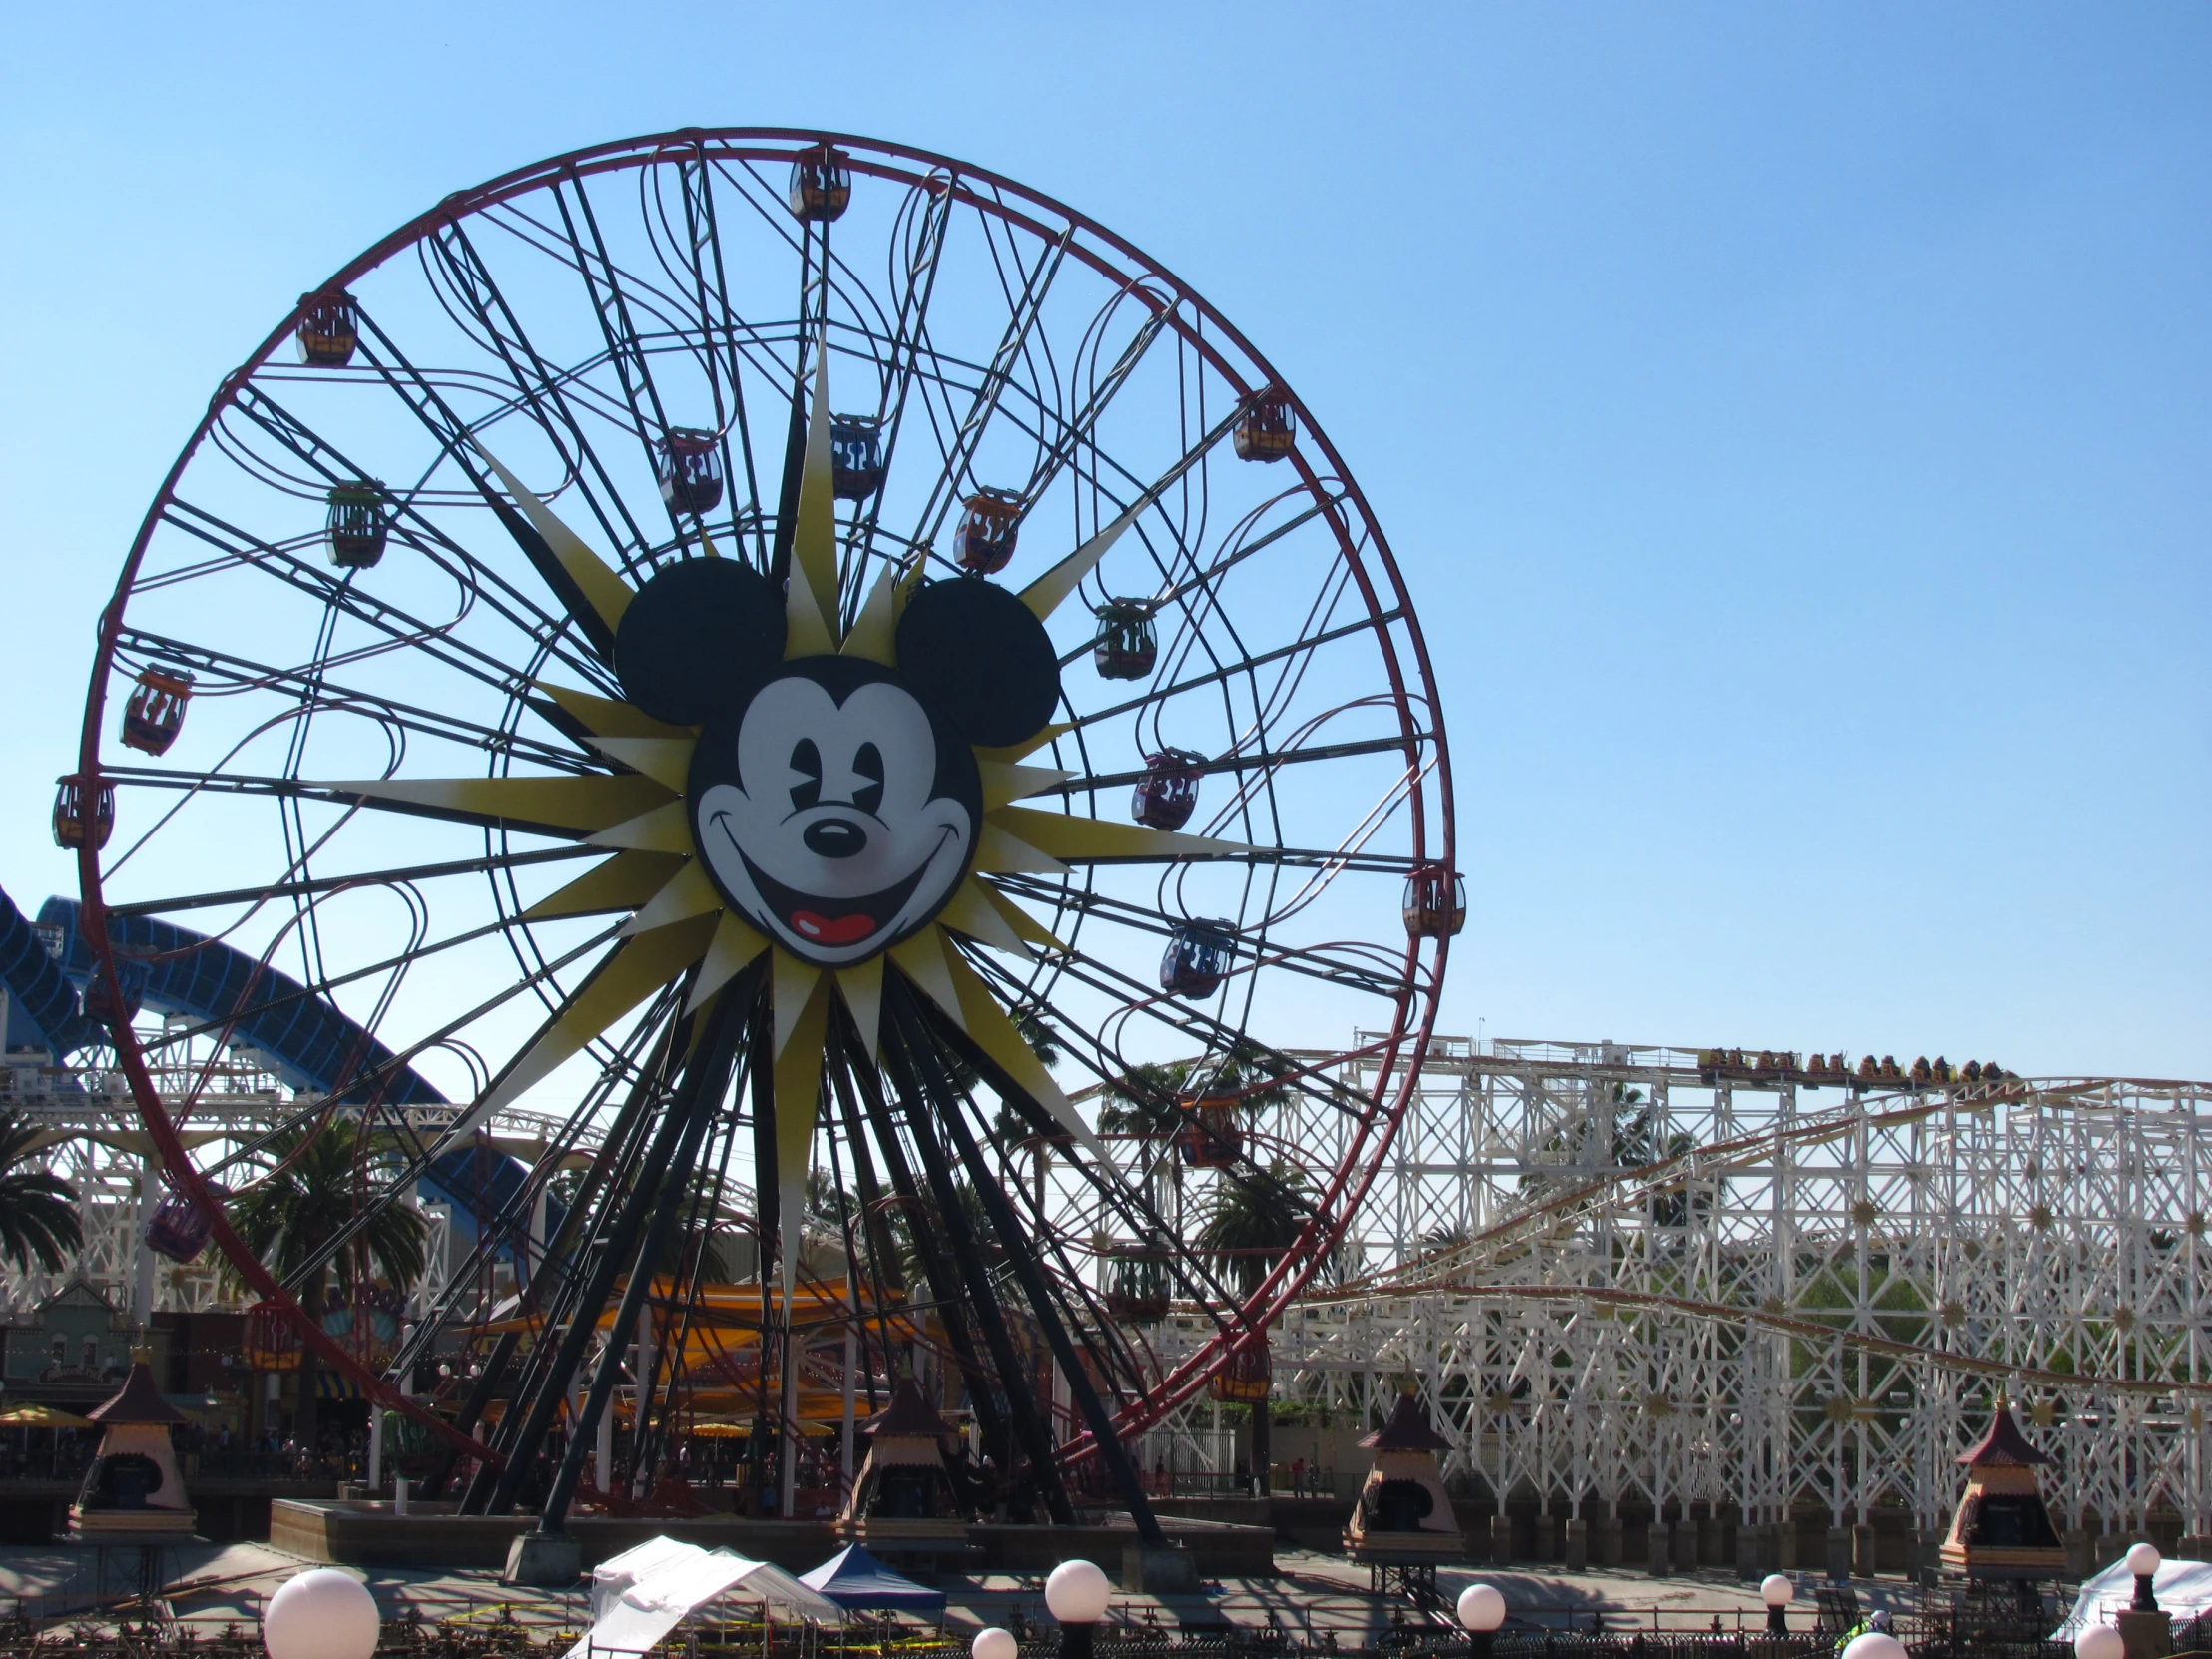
0,1403 -> 94,1428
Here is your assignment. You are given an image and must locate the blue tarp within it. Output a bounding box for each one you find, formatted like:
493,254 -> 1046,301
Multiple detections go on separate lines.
797,1546 -> 947,1615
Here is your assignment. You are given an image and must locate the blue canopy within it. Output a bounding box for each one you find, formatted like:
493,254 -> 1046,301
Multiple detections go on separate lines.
797,1545 -> 947,1615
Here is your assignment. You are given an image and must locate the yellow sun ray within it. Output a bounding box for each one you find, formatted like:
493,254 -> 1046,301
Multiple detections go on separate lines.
832,955 -> 884,1061
621,857 -> 722,936
975,880 -> 1071,955
773,948 -> 828,1057
461,912 -> 719,1130
585,737 -> 696,793
979,762 -> 1075,812
840,562 -> 900,667
789,337 -> 842,653
329,775 -> 673,834
522,851 -> 686,921
771,966 -> 832,1293
585,801 -> 695,853
538,685 -> 695,742
940,943 -> 1102,1155
985,805 -> 1251,863
470,440 -> 636,636
937,881 -> 1033,958
1016,505 -> 1138,622
685,911 -> 771,1013
974,822 -> 1068,876
888,930 -> 966,1031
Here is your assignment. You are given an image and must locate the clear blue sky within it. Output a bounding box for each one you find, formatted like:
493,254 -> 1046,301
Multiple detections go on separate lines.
1,3 -> 2203,1078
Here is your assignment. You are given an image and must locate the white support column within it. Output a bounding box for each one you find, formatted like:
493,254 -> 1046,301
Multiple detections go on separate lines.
131,1153 -> 157,1327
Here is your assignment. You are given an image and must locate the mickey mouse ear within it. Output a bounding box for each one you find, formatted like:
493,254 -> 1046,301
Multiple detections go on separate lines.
615,559 -> 787,725
896,577 -> 1061,749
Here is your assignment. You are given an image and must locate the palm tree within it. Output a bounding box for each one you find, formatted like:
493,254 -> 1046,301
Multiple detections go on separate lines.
228,1116 -> 427,1446
1197,1161 -> 1313,1297
0,1110 -> 80,1274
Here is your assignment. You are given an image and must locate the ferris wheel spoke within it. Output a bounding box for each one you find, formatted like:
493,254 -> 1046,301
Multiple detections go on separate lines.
110,628 -> 595,774
1016,299 -> 1178,519
426,221 -> 659,563
550,179 -> 686,518
898,221 -> 1074,556
662,158 -> 771,560
1060,600 -> 1404,727
105,845 -> 596,922
839,179 -> 957,576
156,494 -> 607,701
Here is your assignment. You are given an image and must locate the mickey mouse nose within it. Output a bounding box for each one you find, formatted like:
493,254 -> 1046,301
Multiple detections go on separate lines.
804,818 -> 867,859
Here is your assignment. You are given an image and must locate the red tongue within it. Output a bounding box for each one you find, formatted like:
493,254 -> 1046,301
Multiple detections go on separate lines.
792,909 -> 876,946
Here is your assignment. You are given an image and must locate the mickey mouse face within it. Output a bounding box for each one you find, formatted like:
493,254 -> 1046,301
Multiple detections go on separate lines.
689,657 -> 980,965
613,559 -> 1062,971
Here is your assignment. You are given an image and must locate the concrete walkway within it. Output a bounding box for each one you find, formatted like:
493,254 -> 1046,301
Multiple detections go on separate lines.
0,1538 -> 1922,1647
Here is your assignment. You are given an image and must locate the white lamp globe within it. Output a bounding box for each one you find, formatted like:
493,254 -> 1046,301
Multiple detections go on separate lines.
2128,1542 -> 2162,1578
1457,1583 -> 1507,1632
973,1629 -> 1020,1659
1841,1634 -> 1909,1659
1044,1560 -> 1112,1625
2075,1626 -> 2126,1659
263,1567 -> 379,1659
1760,1574 -> 1795,1609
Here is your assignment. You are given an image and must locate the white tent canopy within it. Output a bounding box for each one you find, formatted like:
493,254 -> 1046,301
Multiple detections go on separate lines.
2054,1557 -> 2212,1641
564,1537 -> 844,1659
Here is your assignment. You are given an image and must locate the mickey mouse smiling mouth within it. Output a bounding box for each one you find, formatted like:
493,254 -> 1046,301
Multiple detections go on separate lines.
715,819 -> 956,951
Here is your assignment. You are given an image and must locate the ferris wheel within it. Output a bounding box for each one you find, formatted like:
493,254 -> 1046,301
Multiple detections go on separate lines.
65,129 -> 1457,1526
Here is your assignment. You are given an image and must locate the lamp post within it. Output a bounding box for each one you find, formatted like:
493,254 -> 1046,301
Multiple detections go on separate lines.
2128,1542 -> 2162,1612
1458,1582 -> 1506,1659
1761,1574 -> 1794,1636
1046,1559 -> 1112,1659
974,1629 -> 1019,1659
2077,1627 -> 2126,1659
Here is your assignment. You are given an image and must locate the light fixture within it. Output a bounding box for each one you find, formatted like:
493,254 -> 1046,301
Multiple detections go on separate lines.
2075,1626 -> 2125,1659
1044,1559 -> 1112,1659
1457,1582 -> 1506,1658
2128,1541 -> 2161,1611
1760,1573 -> 1794,1635
972,1630 -> 1018,1659
262,1567 -> 379,1659
1840,1635 -> 1908,1659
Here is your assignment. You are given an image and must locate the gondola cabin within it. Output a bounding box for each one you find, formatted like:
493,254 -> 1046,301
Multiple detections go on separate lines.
326,482 -> 388,569
1174,1093 -> 1242,1168
830,416 -> 884,501
1402,865 -> 1467,938
955,489 -> 1021,574
295,291 -> 359,367
1133,749 -> 1206,831
245,1302 -> 304,1372
658,429 -> 724,515
121,668 -> 194,757
789,144 -> 853,222
1104,1244 -> 1171,1323
1160,920 -> 1236,999
1939,1398 -> 2067,1579
1344,1391 -> 1463,1566
51,778 -> 114,852
144,1190 -> 214,1265
1093,599 -> 1158,681
836,1378 -> 969,1557
1211,1343 -> 1271,1404
1234,390 -> 1297,462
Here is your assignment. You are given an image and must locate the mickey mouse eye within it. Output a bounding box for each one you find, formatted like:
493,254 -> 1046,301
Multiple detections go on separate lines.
853,742 -> 884,817
789,739 -> 823,811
